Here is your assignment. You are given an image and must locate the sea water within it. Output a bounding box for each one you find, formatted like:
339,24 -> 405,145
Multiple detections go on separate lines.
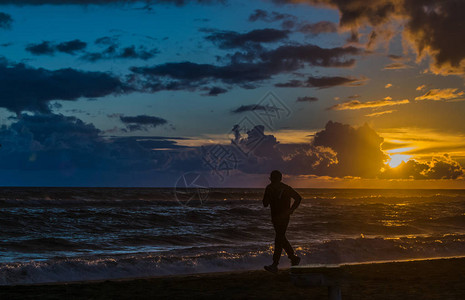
0,187 -> 464,285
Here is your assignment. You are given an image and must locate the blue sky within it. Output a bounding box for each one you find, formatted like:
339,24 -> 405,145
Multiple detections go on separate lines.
0,0 -> 464,187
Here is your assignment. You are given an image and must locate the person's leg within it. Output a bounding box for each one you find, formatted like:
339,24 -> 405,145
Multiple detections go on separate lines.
266,218 -> 300,272
283,234 -> 300,265
272,220 -> 285,265
283,235 -> 295,259
278,218 -> 296,259
272,217 -> 292,264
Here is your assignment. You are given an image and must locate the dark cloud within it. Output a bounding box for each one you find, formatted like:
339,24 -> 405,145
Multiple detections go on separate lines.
227,124 -> 335,176
226,121 -> 387,178
0,61 -> 128,114
260,44 -> 360,67
224,121 -> 390,178
206,86 -> 227,96
0,0 -> 225,5
426,156 -> 464,179
387,54 -> 403,60
0,12 -> 12,29
56,39 -> 87,54
119,115 -> 168,132
26,41 -> 55,55
403,0 -> 465,75
203,28 -> 360,68
273,0 -> 397,30
248,9 -> 295,23
248,9 -> 268,22
108,136 -> 189,150
231,104 -> 283,114
82,45 -> 158,61
0,113 -> 187,186
248,9 -> 337,36
106,135 -> 189,141
277,145 -> 339,176
131,44 -> 361,93
8,113 -> 100,150
205,28 -> 289,49
0,113 -> 108,173
296,96 -> 318,102
120,115 -> 167,126
297,21 -> 337,35
311,121 -> 388,177
225,122 -> 373,177
381,155 -> 463,180
26,39 -> 87,55
120,45 -> 157,59
276,75 -> 366,89
274,0 -> 465,76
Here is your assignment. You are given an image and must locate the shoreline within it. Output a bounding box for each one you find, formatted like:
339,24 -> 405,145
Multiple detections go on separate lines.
1,256 -> 465,299
6,255 -> 465,287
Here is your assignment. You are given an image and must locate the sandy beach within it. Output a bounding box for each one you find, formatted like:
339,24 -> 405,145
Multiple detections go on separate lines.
1,257 -> 465,299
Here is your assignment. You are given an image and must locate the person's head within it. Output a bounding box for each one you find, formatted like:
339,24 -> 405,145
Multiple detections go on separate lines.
269,170 -> 282,183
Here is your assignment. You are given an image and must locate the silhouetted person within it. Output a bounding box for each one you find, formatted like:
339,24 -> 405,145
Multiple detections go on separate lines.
263,170 -> 302,273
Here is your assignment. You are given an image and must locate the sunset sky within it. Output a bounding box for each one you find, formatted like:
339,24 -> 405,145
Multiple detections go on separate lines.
0,0 -> 464,188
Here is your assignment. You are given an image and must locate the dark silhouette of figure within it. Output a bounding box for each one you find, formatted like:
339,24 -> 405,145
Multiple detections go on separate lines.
263,170 -> 302,273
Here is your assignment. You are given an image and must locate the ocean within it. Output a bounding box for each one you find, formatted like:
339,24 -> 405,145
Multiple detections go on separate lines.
1,187 -> 465,285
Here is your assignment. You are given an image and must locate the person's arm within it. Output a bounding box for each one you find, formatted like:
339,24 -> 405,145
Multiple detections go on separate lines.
289,187 -> 302,214
263,186 -> 270,207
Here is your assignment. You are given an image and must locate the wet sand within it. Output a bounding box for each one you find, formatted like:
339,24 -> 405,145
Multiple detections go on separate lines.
1,257 -> 465,299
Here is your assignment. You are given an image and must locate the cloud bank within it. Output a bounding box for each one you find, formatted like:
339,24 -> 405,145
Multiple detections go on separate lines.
0,61 -> 128,114
0,115 -> 462,185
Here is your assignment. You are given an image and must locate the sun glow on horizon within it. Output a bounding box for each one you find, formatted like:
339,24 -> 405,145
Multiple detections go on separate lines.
387,154 -> 412,168
385,146 -> 415,168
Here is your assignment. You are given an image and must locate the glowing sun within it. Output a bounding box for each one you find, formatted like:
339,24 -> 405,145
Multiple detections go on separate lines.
388,154 -> 412,168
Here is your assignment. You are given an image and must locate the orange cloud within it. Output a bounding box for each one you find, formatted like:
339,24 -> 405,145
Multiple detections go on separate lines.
329,97 -> 409,110
378,127 -> 465,161
416,84 -> 426,91
414,88 -> 464,101
365,110 -> 395,117
385,83 -> 392,88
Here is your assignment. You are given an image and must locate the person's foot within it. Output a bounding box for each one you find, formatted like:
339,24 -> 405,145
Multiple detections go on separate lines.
264,264 -> 278,274
290,256 -> 301,266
